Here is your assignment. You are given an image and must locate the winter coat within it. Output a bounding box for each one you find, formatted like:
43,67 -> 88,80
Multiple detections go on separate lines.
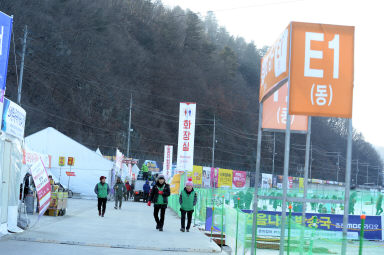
143,181 -> 151,194
114,182 -> 126,196
94,182 -> 110,198
141,164 -> 149,173
149,181 -> 170,204
125,183 -> 131,191
179,188 -> 197,211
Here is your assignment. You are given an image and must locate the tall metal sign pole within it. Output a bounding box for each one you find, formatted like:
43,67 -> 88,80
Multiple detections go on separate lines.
17,25 -> 27,105
251,103 -> 263,255
126,93 -> 132,158
342,119 -> 353,254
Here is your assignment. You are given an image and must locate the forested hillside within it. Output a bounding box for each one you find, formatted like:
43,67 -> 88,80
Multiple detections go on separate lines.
1,0 -> 382,184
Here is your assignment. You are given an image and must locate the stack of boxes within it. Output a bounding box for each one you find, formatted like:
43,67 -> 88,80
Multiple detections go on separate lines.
45,191 -> 68,216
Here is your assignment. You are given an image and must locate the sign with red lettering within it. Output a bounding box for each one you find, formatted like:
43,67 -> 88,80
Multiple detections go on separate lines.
66,171 -> 76,177
67,157 -> 75,166
176,102 -> 196,173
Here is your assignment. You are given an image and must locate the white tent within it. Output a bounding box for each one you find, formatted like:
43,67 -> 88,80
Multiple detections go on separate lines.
25,127 -> 114,198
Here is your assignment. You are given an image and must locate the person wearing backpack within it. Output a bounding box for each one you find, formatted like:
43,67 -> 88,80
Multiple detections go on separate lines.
179,178 -> 197,232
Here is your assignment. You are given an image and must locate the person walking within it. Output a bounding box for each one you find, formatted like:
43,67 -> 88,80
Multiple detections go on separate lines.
125,181 -> 131,201
130,181 -> 135,199
147,175 -> 170,231
143,180 -> 151,203
179,178 -> 197,232
376,192 -> 383,215
114,177 -> 125,209
94,176 -> 110,217
141,163 -> 149,180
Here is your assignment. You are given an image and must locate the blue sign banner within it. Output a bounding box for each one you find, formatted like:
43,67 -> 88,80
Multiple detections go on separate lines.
1,98 -> 26,140
0,11 -> 12,94
242,210 -> 383,240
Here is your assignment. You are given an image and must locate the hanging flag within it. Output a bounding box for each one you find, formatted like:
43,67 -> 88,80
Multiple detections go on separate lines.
163,145 -> 173,181
176,102 -> 196,173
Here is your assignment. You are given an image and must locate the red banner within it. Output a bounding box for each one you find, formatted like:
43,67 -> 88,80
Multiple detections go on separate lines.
232,170 -> 247,188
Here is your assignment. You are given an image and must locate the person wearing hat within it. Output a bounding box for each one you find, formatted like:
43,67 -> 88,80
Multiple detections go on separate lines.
147,174 -> 170,231
94,176 -> 110,217
179,178 -> 197,232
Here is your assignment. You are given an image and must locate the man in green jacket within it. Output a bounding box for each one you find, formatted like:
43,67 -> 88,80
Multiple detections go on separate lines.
141,163 -> 149,180
114,177 -> 125,209
94,176 -> 110,217
179,178 -> 197,232
376,192 -> 383,215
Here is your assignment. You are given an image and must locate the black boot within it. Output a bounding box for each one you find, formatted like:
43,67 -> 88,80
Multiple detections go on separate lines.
180,228 -> 185,232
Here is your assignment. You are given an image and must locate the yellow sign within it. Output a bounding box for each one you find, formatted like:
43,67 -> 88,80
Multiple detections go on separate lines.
170,174 -> 181,194
218,168 -> 233,188
192,165 -> 202,185
59,156 -> 65,166
67,157 -> 75,166
299,178 -> 304,189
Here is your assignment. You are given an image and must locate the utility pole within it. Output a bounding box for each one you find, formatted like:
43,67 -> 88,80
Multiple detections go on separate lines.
211,115 -> 216,168
126,93 -> 132,158
272,132 -> 276,176
17,25 -> 28,105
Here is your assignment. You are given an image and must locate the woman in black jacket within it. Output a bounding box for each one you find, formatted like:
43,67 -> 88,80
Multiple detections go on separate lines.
147,175 -> 170,231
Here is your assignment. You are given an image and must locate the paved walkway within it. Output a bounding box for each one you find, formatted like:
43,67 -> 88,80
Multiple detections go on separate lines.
0,199 -> 221,254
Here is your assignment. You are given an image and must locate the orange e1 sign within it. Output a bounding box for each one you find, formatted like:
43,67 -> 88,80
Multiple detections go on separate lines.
259,25 -> 290,102
289,22 -> 354,118
262,82 -> 308,132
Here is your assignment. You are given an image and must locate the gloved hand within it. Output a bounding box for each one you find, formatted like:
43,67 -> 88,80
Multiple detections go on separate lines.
158,191 -> 164,195
147,201 -> 151,206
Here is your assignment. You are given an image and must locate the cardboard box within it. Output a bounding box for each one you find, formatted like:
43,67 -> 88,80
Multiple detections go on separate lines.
48,209 -> 59,216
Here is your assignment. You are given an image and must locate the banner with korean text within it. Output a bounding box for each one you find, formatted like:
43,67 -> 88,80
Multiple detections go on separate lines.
163,145 -> 173,181
192,165 -> 202,186
233,170 -> 247,188
176,102 -> 196,173
30,158 -> 51,216
218,168 -> 233,188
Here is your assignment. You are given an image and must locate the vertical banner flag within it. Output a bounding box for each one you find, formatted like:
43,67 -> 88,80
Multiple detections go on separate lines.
170,174 -> 181,194
176,102 -> 196,173
30,158 -> 51,216
115,149 -> 124,175
163,145 -> 173,181
233,170 -> 247,188
0,12 -> 13,129
218,168 -> 233,188
202,166 -> 211,188
192,165 -> 203,186
210,168 -> 219,188
262,83 -> 307,132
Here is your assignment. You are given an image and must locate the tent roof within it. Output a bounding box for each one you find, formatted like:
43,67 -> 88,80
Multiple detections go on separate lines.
25,127 -> 113,197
